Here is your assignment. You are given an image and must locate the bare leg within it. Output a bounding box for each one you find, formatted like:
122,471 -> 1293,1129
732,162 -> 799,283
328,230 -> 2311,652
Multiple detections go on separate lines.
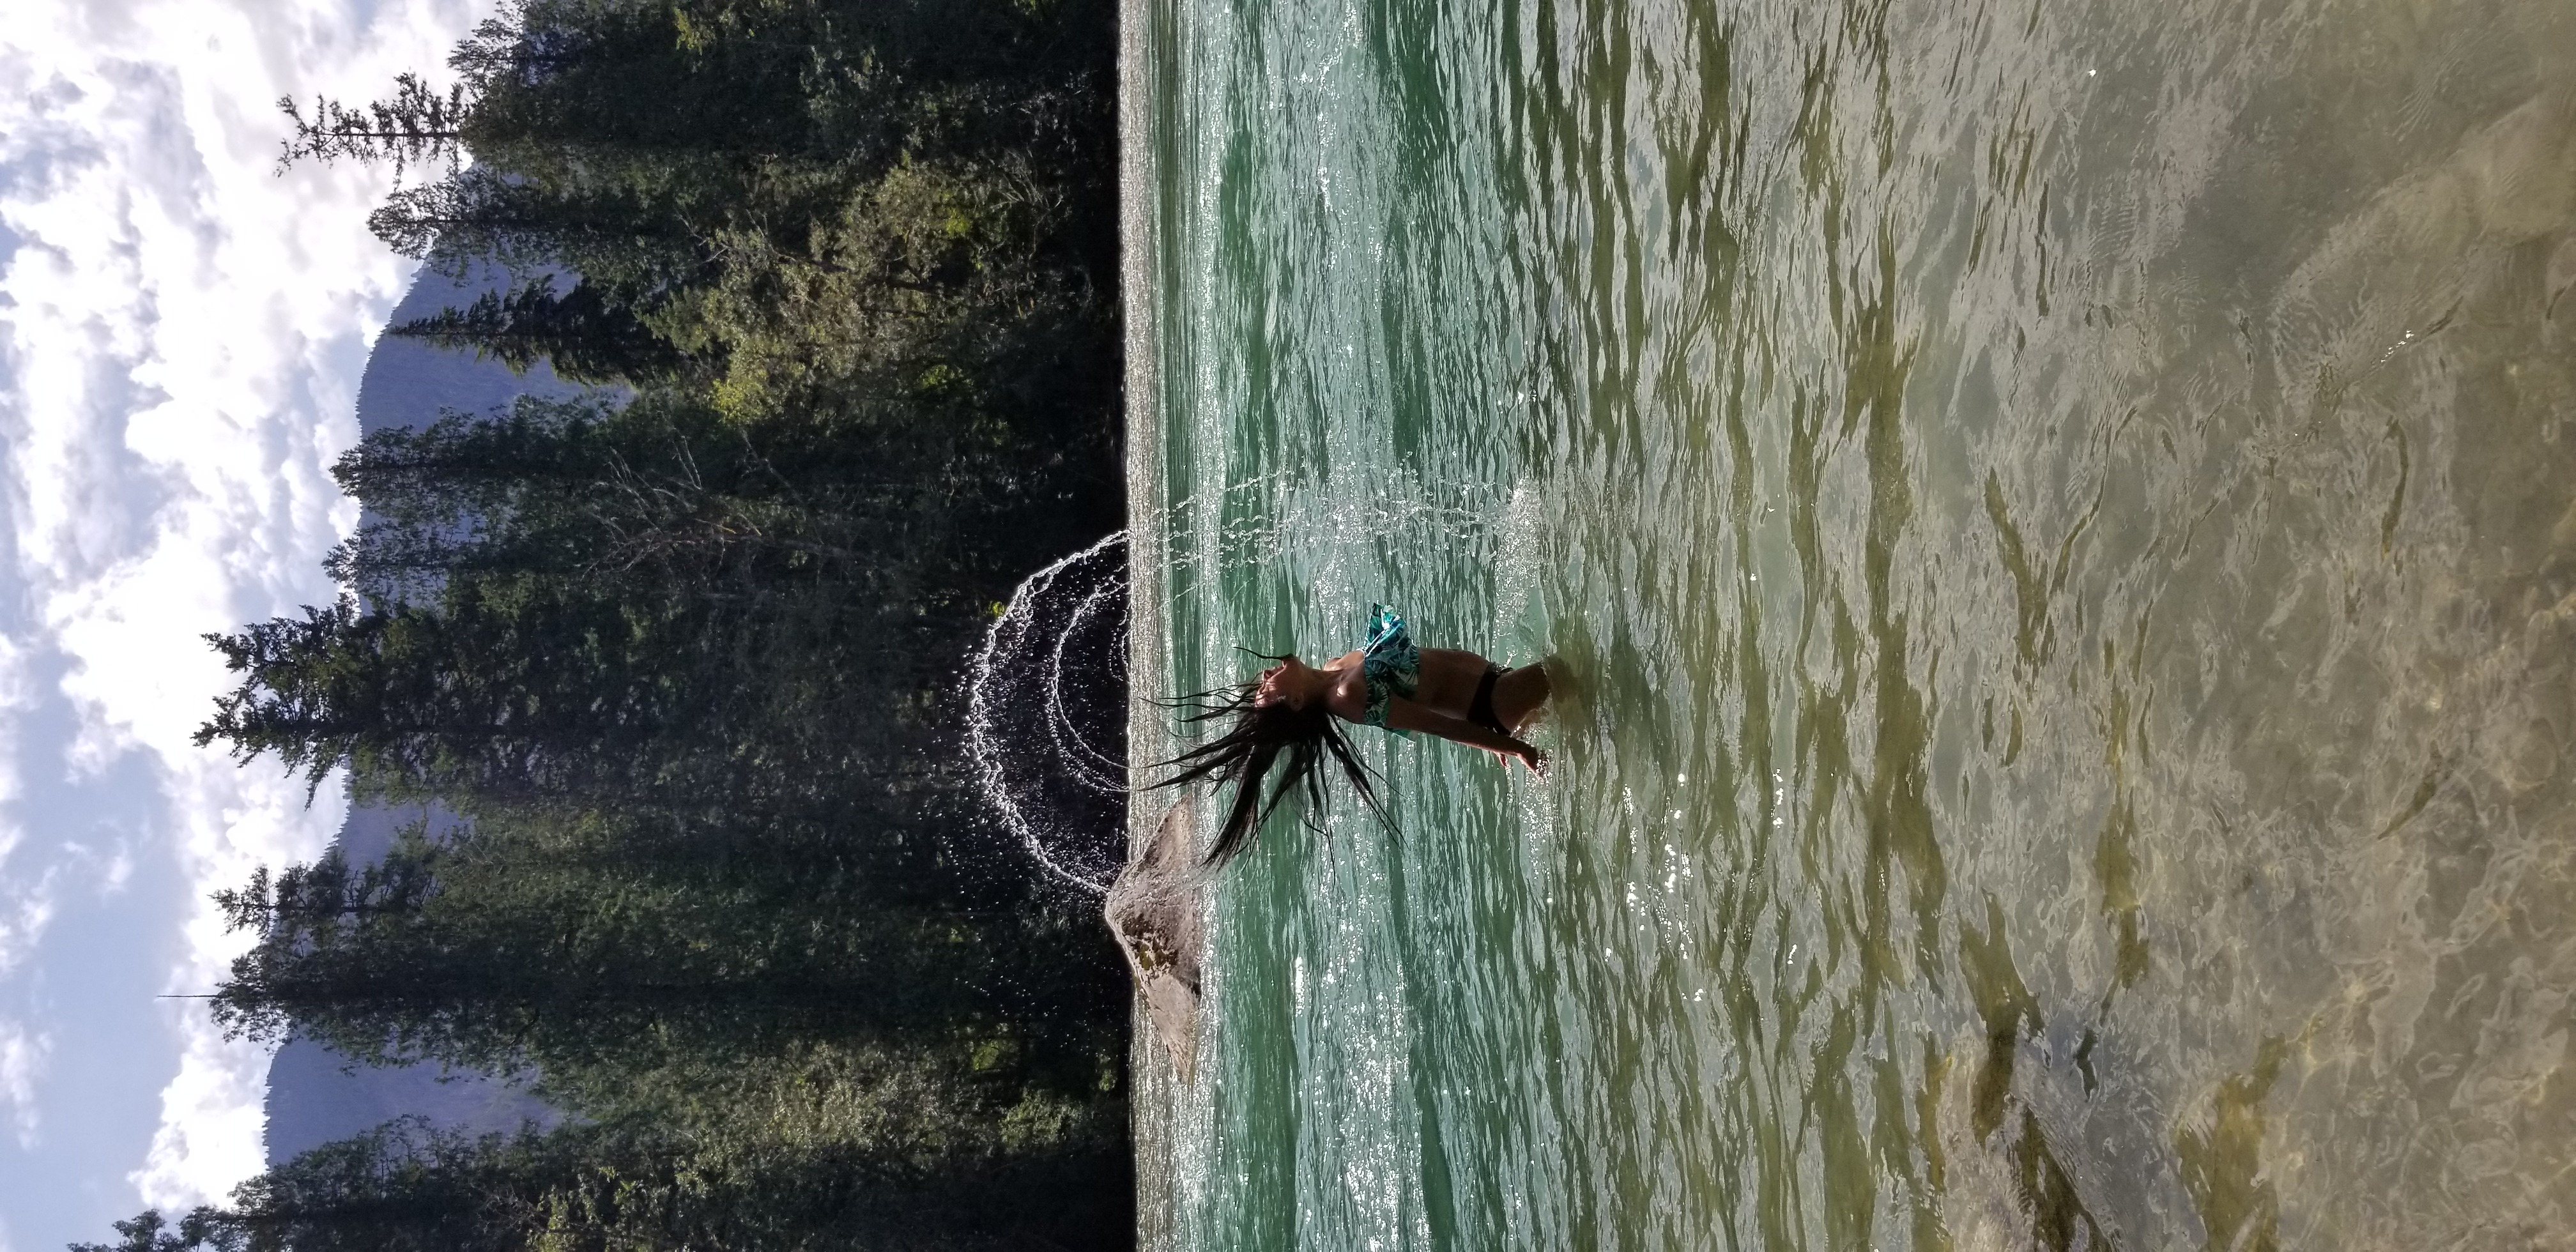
1494,660 -> 1554,735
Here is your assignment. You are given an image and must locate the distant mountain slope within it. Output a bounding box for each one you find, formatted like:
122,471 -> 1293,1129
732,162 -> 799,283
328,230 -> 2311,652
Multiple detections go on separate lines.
358,264 -> 579,429
261,264 -> 572,1164
261,804 -> 551,1159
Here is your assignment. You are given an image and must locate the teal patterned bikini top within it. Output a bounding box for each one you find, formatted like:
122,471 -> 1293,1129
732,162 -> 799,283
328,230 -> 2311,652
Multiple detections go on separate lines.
1359,604 -> 1418,734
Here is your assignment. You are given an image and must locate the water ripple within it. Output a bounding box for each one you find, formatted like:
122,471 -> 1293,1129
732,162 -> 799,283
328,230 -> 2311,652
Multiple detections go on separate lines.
1138,0 -> 2576,1246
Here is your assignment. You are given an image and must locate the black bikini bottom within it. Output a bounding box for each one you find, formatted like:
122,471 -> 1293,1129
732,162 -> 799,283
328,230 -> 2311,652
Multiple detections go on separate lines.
1469,666 -> 1507,737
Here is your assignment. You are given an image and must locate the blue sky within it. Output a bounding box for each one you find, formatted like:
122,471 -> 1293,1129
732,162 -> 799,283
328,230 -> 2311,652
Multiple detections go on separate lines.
0,1 -> 498,1248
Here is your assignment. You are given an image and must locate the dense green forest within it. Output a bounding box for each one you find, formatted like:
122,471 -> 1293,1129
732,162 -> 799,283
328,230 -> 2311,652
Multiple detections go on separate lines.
80,0 -> 1130,1248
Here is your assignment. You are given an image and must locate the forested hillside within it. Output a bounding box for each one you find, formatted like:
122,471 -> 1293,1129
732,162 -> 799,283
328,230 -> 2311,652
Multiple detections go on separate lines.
79,0 -> 1130,1247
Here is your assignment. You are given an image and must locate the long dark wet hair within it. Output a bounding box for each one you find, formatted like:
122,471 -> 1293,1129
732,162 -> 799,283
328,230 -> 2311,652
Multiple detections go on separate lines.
1149,654 -> 1384,867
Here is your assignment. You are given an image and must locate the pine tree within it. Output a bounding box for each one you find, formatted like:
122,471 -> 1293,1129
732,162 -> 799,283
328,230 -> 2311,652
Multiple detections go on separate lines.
388,279 -> 686,385
80,1122 -> 516,1252
276,73 -> 468,178
81,1110 -> 1137,1251
206,816 -> 984,1079
167,4 -> 1142,1246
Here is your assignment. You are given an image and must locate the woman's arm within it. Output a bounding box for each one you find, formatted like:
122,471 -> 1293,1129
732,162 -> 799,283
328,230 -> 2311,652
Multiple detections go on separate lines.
1383,696 -> 1545,773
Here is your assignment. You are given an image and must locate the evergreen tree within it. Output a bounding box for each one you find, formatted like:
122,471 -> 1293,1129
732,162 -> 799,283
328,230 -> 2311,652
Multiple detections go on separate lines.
387,279 -> 687,385
365,169 -> 708,290
195,588 -> 680,804
82,1111 -> 1135,1251
132,3 -> 1142,1246
280,0 -> 1121,429
206,821 -> 986,1080
277,72 -> 468,178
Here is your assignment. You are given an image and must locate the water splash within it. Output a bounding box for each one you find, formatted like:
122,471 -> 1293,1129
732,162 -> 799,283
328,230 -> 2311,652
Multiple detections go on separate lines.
1153,470 -> 1512,579
965,530 -> 1132,894
965,480 -> 1512,896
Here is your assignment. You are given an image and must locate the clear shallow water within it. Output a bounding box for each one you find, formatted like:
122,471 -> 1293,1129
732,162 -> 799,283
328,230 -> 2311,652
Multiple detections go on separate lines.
1127,0 -> 2576,1247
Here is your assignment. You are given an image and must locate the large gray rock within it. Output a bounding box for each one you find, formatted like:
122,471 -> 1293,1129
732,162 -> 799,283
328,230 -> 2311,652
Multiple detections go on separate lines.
1104,802 -> 1204,1082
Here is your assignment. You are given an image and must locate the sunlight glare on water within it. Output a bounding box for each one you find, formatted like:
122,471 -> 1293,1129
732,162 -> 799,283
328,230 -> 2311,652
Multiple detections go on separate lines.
1128,0 -> 2576,1247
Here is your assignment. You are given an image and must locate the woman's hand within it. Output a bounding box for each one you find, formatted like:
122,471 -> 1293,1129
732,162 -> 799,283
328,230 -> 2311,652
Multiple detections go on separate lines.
1508,740 -> 1547,777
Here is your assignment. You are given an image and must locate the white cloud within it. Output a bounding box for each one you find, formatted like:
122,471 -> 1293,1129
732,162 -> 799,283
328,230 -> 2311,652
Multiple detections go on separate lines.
0,880 -> 57,986
0,0 -> 495,1216
0,618 -> 37,983
130,1002 -> 270,1212
0,1019 -> 43,1149
133,752 -> 347,1208
0,635 -> 25,830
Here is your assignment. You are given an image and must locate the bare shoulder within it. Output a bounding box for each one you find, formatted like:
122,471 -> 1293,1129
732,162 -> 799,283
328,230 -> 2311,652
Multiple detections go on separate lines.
1324,664 -> 1368,721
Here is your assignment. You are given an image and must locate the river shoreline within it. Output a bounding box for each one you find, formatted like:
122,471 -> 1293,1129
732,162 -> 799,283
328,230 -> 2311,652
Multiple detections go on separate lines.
1118,0 -> 1180,1240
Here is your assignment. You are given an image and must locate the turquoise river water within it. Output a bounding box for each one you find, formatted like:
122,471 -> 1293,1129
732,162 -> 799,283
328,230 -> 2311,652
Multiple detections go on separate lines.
1120,0 -> 2576,1247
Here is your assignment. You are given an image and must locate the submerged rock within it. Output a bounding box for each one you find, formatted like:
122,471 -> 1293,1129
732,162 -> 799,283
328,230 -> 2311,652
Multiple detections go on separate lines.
1105,802 -> 1204,1082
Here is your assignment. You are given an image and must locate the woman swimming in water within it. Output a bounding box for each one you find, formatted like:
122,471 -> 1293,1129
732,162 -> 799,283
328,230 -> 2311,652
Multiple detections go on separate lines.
1156,605 -> 1551,867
